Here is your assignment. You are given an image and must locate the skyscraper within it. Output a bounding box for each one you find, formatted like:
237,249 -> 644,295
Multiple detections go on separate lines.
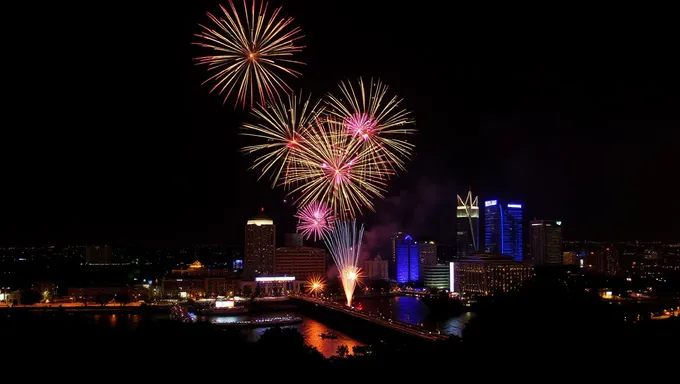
396,234 -> 420,283
529,220 -> 563,265
456,189 -> 479,257
390,232 -> 404,279
484,200 -> 524,262
244,208 -> 276,279
419,241 -> 438,276
85,245 -> 112,265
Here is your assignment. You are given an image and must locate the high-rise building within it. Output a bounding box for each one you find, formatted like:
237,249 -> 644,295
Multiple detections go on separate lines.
529,220 -> 563,265
390,232 -> 405,279
605,247 -> 620,275
85,245 -> 112,265
243,208 -> 276,279
364,255 -> 389,280
484,200 -> 524,262
456,189 -> 479,257
396,234 -> 419,283
419,241 -> 438,276
274,233 -> 325,281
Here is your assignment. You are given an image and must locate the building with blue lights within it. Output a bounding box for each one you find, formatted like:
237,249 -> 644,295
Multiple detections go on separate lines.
484,200 -> 524,262
396,234 -> 420,283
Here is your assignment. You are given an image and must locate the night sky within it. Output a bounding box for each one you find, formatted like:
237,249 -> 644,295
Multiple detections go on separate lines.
4,1 -> 678,245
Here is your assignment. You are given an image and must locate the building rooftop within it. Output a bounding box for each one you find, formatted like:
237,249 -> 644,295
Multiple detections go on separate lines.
247,207 -> 274,226
457,253 -> 517,262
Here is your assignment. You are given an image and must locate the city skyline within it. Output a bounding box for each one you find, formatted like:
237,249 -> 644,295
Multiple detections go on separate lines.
4,1 -> 678,246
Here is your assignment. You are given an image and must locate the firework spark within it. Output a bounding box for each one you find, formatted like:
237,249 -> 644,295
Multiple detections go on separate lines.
241,92 -> 323,188
324,220 -> 364,307
287,119 -> 389,219
294,201 -> 336,241
193,1 -> 305,108
325,78 -> 416,173
305,274 -> 326,295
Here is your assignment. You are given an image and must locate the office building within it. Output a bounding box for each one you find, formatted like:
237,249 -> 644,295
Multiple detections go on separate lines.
529,220 -> 563,265
563,252 -> 578,265
274,233 -> 326,281
419,241 -> 438,275
423,264 -> 450,289
243,208 -> 276,279
364,255 -> 389,280
456,189 -> 479,257
396,234 -> 419,283
162,260 -> 237,299
484,200 -> 524,262
85,245 -> 112,265
451,254 -> 534,297
390,232 -> 405,279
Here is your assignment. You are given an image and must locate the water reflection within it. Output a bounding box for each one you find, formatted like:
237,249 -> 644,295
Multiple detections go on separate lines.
202,312 -> 363,358
87,313 -> 143,329
355,296 -> 475,337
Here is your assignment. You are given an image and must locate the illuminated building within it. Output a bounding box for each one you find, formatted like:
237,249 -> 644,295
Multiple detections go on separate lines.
529,220 -> 563,265
456,189 -> 479,257
162,260 -> 237,299
274,233 -> 326,281
423,264 -> 450,289
484,200 -> 524,262
244,208 -> 276,279
419,241 -> 438,276
240,276 -> 302,296
364,255 -> 389,280
563,252 -> 578,265
450,254 -> 533,296
85,245 -> 113,265
605,247 -> 620,275
396,234 -> 419,283
390,232 -> 404,279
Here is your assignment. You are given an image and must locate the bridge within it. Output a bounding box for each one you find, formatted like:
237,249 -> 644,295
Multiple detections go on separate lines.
290,295 -> 450,342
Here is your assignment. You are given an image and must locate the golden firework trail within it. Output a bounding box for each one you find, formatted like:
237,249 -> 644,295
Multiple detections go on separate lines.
287,118 -> 389,219
325,77 -> 416,173
193,0 -> 305,108
324,220 -> 364,307
241,91 -> 323,188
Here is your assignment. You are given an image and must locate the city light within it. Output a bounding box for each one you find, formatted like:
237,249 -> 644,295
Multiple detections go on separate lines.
449,262 -> 455,293
255,276 -> 295,282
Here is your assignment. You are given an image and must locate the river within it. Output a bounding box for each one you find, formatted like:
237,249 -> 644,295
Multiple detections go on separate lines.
84,296 -> 473,357
353,295 -> 474,337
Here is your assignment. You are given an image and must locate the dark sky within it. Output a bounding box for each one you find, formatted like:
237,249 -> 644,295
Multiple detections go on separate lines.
4,1 -> 679,245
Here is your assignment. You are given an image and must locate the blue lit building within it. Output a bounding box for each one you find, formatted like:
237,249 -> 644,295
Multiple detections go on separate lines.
396,234 -> 420,283
484,200 -> 524,262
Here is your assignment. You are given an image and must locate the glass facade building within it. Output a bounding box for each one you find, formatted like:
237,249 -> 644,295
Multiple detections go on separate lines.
396,234 -> 420,283
484,200 -> 524,262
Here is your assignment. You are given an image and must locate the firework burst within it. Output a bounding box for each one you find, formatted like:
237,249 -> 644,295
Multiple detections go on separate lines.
287,119 -> 389,219
294,201 -> 336,241
325,77 -> 416,173
324,220 -> 364,307
193,0 -> 305,108
305,274 -> 326,295
241,92 -> 323,188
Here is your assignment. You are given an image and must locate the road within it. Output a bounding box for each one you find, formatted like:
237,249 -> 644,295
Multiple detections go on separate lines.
0,302 -> 172,309
292,295 -> 450,342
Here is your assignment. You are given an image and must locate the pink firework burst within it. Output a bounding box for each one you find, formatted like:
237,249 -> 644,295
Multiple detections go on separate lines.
295,202 -> 336,241
344,112 -> 377,141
